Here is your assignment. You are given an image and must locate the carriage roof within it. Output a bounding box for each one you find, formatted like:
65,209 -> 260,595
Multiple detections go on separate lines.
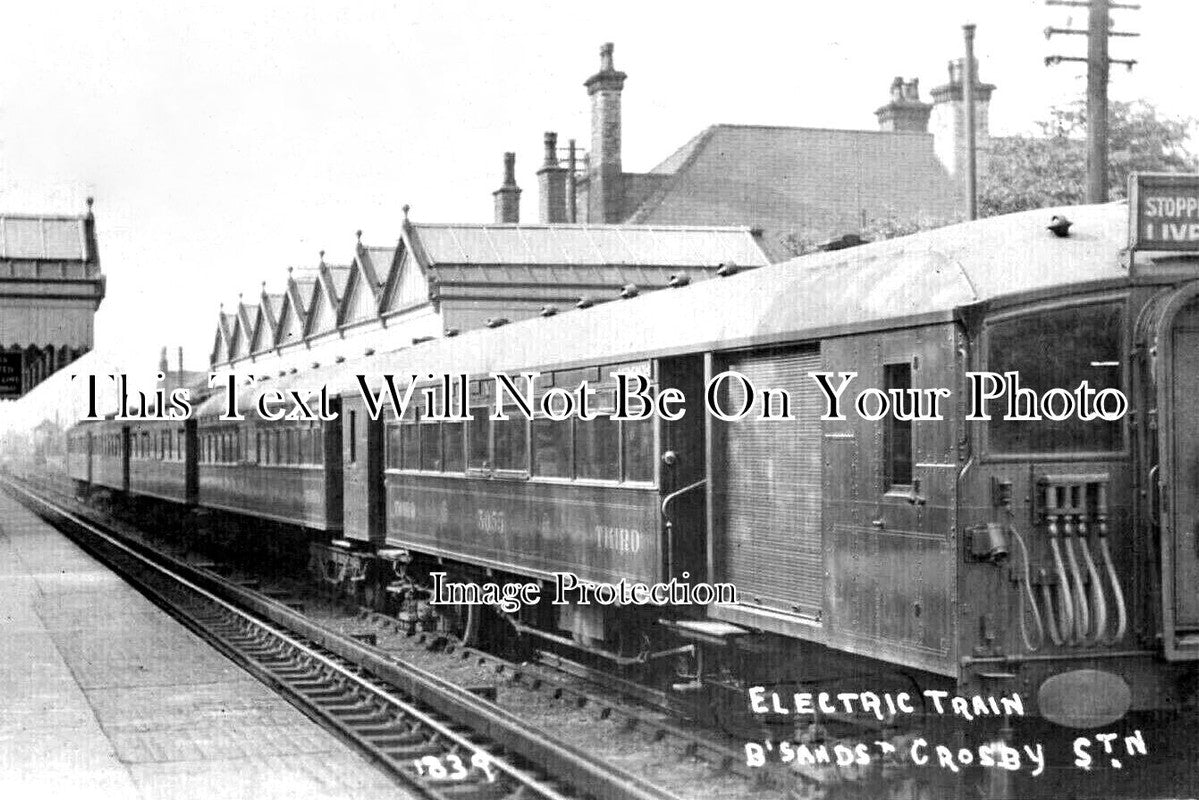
197,203 -> 1130,415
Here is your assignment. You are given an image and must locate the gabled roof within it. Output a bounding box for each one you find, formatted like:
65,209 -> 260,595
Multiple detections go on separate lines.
338,246 -> 384,326
304,265 -> 347,337
624,124 -> 962,261
251,292 -> 283,353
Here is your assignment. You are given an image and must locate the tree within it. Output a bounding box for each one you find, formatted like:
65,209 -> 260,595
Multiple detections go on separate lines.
981,100 -> 1198,216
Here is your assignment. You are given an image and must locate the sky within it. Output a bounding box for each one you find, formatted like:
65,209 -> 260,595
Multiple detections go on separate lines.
0,0 -> 1193,426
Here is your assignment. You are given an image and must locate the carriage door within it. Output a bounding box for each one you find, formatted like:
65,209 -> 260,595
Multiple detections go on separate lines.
1160,292 -> 1199,657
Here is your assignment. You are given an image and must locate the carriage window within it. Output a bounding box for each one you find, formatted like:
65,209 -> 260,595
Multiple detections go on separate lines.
400,417 -> 420,470
348,411 -> 357,464
533,417 -> 572,478
576,416 -> 620,480
443,421 -> 465,472
884,363 -> 913,488
986,303 -> 1123,454
420,422 -> 443,472
467,407 -> 490,470
385,423 -> 401,469
622,418 -> 654,483
493,416 -> 528,472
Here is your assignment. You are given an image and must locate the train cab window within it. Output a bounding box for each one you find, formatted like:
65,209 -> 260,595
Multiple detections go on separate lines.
883,363 -> 914,488
533,416 -> 572,478
986,303 -> 1123,454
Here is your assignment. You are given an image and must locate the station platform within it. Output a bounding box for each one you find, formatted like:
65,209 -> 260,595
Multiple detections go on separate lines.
0,489 -> 405,800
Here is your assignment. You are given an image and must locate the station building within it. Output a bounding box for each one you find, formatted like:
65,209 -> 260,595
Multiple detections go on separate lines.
0,200 -> 105,398
210,208 -> 767,373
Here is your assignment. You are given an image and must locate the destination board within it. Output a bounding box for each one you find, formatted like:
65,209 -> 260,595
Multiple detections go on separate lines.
0,352 -> 22,397
1130,173 -> 1199,251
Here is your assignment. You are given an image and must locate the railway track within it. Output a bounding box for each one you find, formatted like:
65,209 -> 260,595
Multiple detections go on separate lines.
10,470 -> 798,799
3,477 -> 685,800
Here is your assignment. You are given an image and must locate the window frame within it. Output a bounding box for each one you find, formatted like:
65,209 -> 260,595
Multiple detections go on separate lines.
979,295 -> 1130,463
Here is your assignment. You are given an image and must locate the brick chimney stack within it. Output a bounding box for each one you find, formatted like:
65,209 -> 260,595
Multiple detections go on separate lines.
930,57 -> 995,181
493,152 -> 521,224
537,132 -> 569,223
584,42 -> 627,223
875,76 -> 932,133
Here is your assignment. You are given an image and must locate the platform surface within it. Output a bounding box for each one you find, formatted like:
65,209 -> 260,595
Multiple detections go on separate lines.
0,489 -> 406,800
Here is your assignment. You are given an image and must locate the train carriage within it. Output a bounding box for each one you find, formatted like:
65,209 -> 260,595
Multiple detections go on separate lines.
90,420 -> 129,493
65,424 -> 92,484
67,201 -> 1199,725
126,418 -> 197,505
316,202 -> 1195,722
192,396 -> 343,532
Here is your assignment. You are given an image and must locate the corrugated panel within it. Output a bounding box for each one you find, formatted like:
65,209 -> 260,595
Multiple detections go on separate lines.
715,346 -> 823,617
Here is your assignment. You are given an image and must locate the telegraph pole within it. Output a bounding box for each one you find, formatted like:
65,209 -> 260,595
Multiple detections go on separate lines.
1045,0 -> 1138,203
1086,0 -> 1110,202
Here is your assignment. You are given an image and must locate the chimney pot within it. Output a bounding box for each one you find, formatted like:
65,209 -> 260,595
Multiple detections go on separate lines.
890,76 -> 904,102
600,42 -> 614,72
537,133 -> 568,223
493,152 -> 521,223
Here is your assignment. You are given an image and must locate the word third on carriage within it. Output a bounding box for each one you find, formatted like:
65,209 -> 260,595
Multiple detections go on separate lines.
74,369 -> 1128,423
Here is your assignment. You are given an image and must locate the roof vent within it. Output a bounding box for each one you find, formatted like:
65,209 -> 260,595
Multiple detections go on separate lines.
540,305 -> 559,317
667,273 -> 691,288
576,296 -> 594,309
486,317 -> 510,328
619,283 -> 639,299
364,347 -> 375,356
412,335 -> 435,345
289,367 -> 298,374
1048,215 -> 1073,238
311,361 -> 320,369
278,370 -> 287,377
335,355 -> 346,363
716,262 -> 739,277
445,327 -> 460,337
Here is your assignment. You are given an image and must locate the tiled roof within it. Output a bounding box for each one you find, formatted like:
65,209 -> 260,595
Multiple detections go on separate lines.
627,124 -> 962,260
0,214 -> 90,260
406,223 -> 768,269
